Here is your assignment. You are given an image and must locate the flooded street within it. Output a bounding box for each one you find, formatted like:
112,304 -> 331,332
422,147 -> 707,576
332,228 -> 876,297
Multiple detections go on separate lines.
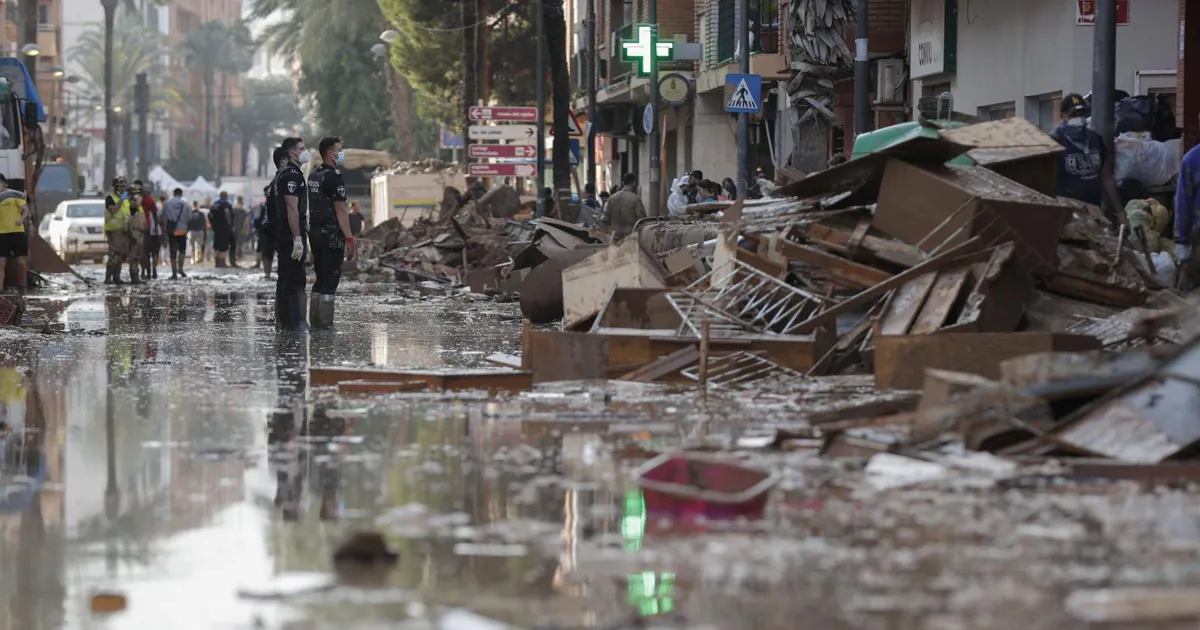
3,275 -> 1200,629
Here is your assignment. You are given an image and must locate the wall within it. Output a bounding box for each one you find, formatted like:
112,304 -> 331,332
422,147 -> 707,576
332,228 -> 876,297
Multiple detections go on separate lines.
913,0 -> 1179,121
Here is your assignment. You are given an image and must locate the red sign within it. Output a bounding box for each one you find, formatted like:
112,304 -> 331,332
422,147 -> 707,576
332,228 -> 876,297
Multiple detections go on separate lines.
467,144 -> 538,159
468,106 -> 539,122
1077,0 -> 1129,25
467,162 -> 536,178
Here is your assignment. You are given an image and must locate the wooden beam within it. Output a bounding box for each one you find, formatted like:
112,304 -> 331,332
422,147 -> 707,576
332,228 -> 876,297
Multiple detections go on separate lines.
792,238 -> 984,334
801,223 -> 925,268
773,239 -> 892,289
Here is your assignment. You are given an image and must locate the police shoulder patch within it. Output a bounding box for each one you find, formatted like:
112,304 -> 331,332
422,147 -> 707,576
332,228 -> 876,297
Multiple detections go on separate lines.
287,180 -> 297,193
336,185 -> 346,197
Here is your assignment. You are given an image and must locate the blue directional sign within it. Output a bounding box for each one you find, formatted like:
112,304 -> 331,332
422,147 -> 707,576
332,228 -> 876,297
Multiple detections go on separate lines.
440,125 -> 464,149
541,139 -> 581,166
724,73 -> 762,114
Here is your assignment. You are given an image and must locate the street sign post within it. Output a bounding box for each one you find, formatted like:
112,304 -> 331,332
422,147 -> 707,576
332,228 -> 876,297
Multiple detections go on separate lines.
466,125 -> 538,142
548,109 -> 584,136
543,139 -> 581,165
467,162 -> 537,178
724,73 -> 763,114
468,106 -> 539,122
467,144 -> 538,159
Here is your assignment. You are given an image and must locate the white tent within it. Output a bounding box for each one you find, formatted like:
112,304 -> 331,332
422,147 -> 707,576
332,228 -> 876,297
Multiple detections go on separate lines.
147,165 -> 186,195
185,175 -> 221,201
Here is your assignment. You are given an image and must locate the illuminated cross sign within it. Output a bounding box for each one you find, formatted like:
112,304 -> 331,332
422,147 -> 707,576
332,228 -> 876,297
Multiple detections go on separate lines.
620,24 -> 673,76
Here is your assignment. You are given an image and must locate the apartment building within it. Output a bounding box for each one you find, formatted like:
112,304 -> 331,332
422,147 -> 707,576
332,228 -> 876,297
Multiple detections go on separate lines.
910,0 -> 1180,135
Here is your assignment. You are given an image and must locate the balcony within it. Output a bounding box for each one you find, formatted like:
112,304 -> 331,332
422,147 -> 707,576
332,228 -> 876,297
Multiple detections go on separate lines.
706,0 -> 784,78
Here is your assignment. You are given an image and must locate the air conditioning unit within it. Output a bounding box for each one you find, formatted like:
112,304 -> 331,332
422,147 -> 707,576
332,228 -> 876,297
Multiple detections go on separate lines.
874,59 -> 906,105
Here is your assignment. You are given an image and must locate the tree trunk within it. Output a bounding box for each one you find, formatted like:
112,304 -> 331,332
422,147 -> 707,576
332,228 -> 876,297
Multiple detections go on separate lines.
478,0 -> 489,104
257,139 -> 271,176
216,72 -> 227,177
545,0 -> 571,215
384,65 -> 418,160
241,132 -> 251,175
203,73 -> 214,168
790,117 -> 829,174
102,0 -> 117,186
461,0 -> 478,136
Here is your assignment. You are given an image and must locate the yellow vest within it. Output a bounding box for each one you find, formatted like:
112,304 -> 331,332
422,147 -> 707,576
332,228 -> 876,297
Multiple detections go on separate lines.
104,194 -> 131,231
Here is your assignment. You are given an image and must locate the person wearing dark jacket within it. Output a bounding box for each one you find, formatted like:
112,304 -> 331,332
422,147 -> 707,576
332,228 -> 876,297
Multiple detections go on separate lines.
209,192 -> 235,267
1049,93 -> 1125,231
306,136 -> 356,329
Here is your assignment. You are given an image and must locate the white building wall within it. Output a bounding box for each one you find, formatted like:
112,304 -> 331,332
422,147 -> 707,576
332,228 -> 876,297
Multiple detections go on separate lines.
913,0 -> 1179,122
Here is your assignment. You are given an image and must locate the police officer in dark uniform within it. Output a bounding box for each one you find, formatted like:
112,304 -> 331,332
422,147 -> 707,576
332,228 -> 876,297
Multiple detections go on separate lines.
306,136 -> 357,330
256,146 -> 287,280
274,137 -> 311,332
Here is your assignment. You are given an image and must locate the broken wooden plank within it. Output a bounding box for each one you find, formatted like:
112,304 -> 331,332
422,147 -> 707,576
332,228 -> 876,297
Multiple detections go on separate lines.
909,266 -> 971,334
874,332 -> 1103,390
801,222 -> 925,268
879,272 -> 937,336
310,367 -> 533,392
794,238 -> 984,334
773,239 -> 892,289
485,353 -> 523,369
618,346 -> 700,382
337,380 -> 429,396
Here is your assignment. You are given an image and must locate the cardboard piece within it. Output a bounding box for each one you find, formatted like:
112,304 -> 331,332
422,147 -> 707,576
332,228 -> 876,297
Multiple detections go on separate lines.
309,367 -> 533,392
561,239 -> 667,330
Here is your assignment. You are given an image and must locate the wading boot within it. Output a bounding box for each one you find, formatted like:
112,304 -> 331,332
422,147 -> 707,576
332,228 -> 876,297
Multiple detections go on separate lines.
273,288 -> 285,331
290,292 -> 310,332
263,257 -> 273,280
215,252 -> 227,268
317,294 -> 336,330
103,268 -> 114,285
176,252 -> 188,278
127,263 -> 141,285
308,294 -> 322,330
151,259 -> 158,279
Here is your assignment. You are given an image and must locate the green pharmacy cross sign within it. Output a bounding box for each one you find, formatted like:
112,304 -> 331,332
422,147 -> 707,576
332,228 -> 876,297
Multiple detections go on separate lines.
620,24 -> 674,76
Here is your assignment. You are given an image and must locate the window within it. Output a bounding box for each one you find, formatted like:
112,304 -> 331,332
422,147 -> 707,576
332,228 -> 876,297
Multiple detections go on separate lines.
750,0 -> 779,54
37,3 -> 48,25
1025,92 -> 1062,134
65,202 -> 106,218
0,96 -> 18,150
979,102 -> 1016,121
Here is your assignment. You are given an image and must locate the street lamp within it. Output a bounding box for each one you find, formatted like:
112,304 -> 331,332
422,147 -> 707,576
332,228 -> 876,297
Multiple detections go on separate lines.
380,29 -> 399,44
50,67 -> 65,78
21,43 -> 39,57
370,42 -> 388,57
113,106 -> 122,113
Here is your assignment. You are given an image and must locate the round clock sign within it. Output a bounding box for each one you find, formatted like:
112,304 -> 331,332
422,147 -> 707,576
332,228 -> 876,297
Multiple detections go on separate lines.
658,73 -> 693,107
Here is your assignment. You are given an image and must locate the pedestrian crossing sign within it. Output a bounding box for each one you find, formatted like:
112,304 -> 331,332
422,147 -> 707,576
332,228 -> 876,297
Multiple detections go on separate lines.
724,73 -> 762,114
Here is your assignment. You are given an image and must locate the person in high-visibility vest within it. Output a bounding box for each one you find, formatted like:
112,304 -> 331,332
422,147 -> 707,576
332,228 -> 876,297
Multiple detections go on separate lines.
104,176 -> 135,285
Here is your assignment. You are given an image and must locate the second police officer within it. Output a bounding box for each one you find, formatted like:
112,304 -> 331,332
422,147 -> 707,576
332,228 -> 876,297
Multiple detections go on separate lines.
274,137 -> 310,332
306,136 -> 356,330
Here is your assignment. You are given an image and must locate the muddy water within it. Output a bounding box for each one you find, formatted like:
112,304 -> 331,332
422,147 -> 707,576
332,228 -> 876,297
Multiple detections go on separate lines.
3,285 -> 1200,629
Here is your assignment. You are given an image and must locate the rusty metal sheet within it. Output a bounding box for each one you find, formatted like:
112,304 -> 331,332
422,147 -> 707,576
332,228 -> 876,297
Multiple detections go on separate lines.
591,287 -> 681,332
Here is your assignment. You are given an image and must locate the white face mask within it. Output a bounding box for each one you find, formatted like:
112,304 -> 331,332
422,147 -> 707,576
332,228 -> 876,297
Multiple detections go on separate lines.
297,149 -> 311,165
335,150 -> 345,165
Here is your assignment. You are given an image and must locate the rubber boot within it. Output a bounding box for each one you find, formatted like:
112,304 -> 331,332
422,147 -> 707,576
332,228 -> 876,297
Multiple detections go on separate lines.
104,267 -> 114,285
308,294 -> 322,330
215,252 -> 227,268
151,256 -> 159,279
274,288 -> 285,331
128,262 -> 141,284
317,294 -> 336,330
177,252 -> 188,278
263,257 -> 273,280
290,292 -> 310,332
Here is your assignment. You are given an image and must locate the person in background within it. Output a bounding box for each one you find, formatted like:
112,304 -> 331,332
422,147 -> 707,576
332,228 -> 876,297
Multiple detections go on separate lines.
600,172 -> 646,239
1050,93 -> 1124,231
536,187 -> 555,218
666,175 -> 692,216
257,146 -> 287,280
722,177 -> 738,200
686,170 -> 704,204
0,173 -> 29,294
599,191 -> 610,208
348,201 -> 365,237
162,188 -> 189,279
157,195 -> 169,263
1174,113 -> 1200,287
103,176 -> 133,285
698,180 -> 722,203
187,200 -> 207,265
231,195 -> 248,268
579,183 -> 602,228
209,192 -> 234,268
134,180 -> 161,279
127,186 -> 147,283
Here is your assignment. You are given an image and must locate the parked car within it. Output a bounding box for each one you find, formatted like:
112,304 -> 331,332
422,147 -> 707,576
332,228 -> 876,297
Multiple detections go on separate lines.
37,213 -> 52,242
46,200 -> 108,264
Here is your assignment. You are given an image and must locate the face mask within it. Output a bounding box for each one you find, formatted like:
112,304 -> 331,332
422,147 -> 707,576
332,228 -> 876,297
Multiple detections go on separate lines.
298,150 -> 311,165
120,192 -> 128,201
335,150 -> 345,165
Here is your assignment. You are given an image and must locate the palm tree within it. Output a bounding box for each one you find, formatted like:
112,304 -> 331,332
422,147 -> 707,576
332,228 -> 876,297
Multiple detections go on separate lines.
182,21 -> 228,163
70,11 -> 184,113
230,76 -> 301,175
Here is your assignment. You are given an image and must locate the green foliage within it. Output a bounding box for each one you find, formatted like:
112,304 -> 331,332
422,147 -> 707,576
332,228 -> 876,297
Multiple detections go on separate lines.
68,8 -> 186,118
183,20 -> 257,157
165,138 -> 213,181
376,0 -> 538,128
249,0 -> 396,151
230,76 -> 302,173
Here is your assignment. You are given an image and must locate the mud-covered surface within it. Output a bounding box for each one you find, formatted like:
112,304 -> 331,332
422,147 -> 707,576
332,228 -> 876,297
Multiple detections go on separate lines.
2,269 -> 1200,629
